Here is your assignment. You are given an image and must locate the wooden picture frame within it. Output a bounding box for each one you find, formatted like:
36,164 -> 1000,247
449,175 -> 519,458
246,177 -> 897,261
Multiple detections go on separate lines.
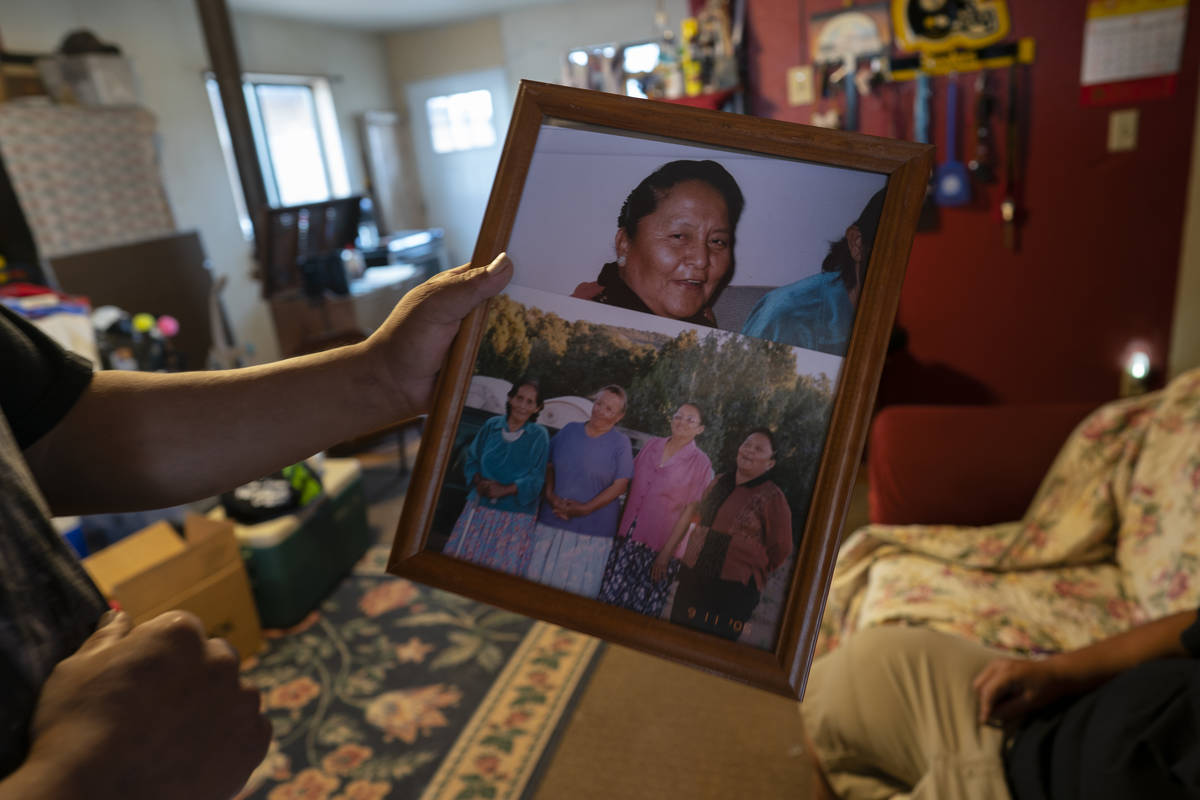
388,80 -> 932,698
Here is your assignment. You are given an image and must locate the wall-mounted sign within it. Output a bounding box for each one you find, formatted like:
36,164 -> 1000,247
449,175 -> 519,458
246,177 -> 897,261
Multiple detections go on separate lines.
810,4 -> 892,64
891,0 -> 1011,54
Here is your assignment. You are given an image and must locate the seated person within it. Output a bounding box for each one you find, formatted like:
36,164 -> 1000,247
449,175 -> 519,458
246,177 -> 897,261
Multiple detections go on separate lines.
800,608 -> 1200,799
741,189 -> 885,356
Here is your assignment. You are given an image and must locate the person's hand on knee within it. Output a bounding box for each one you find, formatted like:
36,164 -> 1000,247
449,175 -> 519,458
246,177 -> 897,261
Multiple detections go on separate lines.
973,656 -> 1069,725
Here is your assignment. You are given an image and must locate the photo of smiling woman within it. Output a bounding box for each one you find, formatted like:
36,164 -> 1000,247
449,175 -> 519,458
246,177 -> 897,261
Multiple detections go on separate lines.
571,160 -> 744,327
443,378 -> 550,575
525,385 -> 635,597
659,428 -> 793,641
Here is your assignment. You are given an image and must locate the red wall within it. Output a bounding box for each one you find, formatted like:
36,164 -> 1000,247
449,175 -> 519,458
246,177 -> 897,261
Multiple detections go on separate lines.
744,0 -> 1200,403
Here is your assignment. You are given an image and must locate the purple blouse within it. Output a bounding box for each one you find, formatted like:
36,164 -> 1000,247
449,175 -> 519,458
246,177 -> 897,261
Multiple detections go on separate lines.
617,437 -> 713,555
537,422 -> 634,538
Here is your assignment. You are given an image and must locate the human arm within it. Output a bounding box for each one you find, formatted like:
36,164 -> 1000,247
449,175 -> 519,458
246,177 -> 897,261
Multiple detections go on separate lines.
973,608 -> 1198,725
508,427 -> 549,506
25,255 -> 512,515
543,462 -> 579,519
462,417 -> 494,492
559,478 -> 630,518
478,425 -> 549,503
467,418 -> 510,499
0,610 -> 269,800
651,502 -> 699,582
559,432 -> 634,519
762,487 -> 793,574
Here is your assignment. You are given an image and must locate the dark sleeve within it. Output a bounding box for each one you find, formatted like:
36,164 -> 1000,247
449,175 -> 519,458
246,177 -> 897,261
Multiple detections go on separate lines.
763,484 -> 793,573
1181,608 -> 1200,657
0,305 -> 94,449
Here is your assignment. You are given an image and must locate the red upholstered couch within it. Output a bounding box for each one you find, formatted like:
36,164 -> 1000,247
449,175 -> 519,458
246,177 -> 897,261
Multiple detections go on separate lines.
866,402 -> 1099,527
820,374 -> 1200,656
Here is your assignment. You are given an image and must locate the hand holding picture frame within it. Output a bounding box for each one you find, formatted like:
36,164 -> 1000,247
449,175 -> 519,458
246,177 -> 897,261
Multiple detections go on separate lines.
388,80 -> 932,698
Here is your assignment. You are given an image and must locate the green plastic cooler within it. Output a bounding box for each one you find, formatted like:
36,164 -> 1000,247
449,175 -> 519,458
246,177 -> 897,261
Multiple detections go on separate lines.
209,458 -> 370,628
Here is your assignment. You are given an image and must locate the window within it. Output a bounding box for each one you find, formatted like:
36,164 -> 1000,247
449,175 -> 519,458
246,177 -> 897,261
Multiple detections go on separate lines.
206,73 -> 351,237
424,89 -> 497,154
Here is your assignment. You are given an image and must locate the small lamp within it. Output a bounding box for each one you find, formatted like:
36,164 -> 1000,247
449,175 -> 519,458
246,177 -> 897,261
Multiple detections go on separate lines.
1119,348 -> 1151,397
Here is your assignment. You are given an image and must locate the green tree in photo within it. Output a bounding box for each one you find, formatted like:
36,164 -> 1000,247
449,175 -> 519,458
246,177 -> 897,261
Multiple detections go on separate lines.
476,294 -> 531,379
627,330 -> 834,538
525,307 -> 570,358
473,294 -> 835,539
533,322 -> 656,400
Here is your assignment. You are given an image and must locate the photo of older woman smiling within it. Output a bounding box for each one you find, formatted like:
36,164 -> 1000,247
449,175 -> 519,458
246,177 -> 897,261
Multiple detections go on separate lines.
572,159 -> 744,326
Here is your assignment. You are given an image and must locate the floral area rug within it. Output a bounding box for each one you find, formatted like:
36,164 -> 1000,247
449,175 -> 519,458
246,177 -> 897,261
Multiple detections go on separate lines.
234,464 -> 603,800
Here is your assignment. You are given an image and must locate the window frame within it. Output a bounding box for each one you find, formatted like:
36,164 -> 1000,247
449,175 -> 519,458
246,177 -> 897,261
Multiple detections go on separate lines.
205,71 -> 352,239
422,88 -> 498,155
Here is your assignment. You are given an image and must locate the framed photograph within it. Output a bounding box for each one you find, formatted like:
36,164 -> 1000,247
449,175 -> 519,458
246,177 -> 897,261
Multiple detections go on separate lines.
388,80 -> 932,698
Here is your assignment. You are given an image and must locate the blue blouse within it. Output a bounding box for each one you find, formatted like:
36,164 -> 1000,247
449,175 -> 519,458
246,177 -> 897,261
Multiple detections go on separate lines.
463,414 -> 550,515
741,271 -> 854,357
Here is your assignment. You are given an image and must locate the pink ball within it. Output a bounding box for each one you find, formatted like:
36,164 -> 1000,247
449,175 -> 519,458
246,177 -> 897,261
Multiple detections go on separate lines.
157,315 -> 180,337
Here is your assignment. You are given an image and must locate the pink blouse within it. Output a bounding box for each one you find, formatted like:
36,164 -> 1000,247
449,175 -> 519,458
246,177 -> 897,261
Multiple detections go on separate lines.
617,437 -> 714,555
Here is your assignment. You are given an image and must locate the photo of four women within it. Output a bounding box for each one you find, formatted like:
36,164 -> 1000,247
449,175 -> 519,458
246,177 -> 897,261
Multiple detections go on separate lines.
446,379 -> 793,643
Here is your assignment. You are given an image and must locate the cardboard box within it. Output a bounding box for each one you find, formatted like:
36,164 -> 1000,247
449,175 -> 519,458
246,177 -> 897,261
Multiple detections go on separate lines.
83,515 -> 263,661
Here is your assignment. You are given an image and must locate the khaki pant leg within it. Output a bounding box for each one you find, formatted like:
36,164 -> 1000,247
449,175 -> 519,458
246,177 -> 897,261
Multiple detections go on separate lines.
800,626 -> 1014,800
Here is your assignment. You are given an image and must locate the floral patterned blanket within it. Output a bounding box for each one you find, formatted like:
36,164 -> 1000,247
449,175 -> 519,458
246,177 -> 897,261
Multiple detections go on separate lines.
817,367 -> 1200,656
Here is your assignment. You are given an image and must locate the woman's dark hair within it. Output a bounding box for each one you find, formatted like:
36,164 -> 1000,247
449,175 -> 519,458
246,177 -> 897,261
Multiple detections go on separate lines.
617,160 -> 745,241
822,188 -> 886,291
505,377 -> 543,423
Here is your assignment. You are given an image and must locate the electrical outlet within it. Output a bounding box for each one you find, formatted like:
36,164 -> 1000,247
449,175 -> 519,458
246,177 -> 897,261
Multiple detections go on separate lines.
1108,108 -> 1139,152
787,65 -> 814,106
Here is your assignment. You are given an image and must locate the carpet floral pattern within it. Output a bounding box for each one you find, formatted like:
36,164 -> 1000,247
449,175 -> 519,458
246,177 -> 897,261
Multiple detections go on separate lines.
234,575 -> 532,799
233,465 -> 600,800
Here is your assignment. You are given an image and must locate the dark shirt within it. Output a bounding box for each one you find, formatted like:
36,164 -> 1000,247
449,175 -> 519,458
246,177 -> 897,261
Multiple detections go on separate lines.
1006,608 -> 1200,800
0,305 -> 108,778
570,262 -> 717,327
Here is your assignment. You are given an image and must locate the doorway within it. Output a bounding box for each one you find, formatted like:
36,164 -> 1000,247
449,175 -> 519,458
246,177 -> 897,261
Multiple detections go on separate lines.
404,68 -> 510,266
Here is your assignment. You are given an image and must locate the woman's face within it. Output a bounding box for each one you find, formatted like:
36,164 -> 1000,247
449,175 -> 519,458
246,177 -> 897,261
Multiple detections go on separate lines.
735,432 -> 775,480
669,404 -> 704,441
508,384 -> 540,426
616,180 -> 733,319
589,390 -> 626,429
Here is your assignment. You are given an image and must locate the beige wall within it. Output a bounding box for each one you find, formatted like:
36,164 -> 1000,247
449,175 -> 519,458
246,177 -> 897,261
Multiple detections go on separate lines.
384,0 -> 689,91
385,17 -> 505,86
0,0 -> 393,363
381,16 -> 507,226
1171,77 -> 1200,378
382,0 -> 690,270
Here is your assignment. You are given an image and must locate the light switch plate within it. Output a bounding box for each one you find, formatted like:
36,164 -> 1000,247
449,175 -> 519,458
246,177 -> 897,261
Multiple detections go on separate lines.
1108,108 -> 1139,152
787,65 -> 814,106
